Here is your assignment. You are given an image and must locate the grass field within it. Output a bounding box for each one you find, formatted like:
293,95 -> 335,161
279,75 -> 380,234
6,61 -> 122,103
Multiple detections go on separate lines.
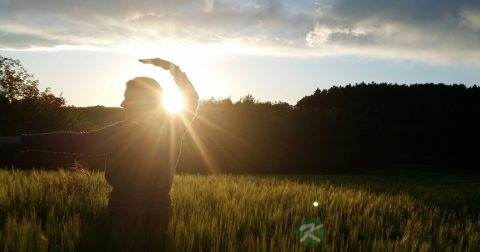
0,169 -> 479,252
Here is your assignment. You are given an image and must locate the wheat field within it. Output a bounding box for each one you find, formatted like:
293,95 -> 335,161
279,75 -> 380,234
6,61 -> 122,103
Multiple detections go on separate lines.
0,169 -> 479,252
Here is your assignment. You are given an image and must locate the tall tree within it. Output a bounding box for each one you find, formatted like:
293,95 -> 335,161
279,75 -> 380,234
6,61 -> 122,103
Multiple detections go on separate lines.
0,55 -> 65,106
0,56 -> 40,102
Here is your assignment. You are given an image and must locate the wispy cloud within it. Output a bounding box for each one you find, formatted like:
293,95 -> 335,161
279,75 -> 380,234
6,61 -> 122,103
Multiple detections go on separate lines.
1,0 -> 480,62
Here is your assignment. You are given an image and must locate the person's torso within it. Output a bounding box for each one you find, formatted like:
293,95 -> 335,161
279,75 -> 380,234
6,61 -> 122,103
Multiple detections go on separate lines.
105,117 -> 186,210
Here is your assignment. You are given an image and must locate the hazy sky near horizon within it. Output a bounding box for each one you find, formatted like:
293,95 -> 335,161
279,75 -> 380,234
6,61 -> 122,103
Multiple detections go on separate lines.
1,0 -> 480,106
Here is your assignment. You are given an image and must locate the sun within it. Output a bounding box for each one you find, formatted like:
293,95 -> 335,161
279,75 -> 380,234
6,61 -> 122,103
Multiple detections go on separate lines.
163,92 -> 185,113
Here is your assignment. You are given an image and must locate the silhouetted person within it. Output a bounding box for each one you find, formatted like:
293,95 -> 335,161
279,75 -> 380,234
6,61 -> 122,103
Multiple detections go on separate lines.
0,58 -> 199,251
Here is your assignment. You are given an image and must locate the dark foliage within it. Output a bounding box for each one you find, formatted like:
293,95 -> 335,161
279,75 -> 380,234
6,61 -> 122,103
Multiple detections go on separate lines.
0,56 -> 67,134
295,83 -> 480,170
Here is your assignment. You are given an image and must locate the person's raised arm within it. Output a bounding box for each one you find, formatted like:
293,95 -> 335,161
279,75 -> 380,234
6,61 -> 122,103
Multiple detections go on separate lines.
139,58 -> 199,122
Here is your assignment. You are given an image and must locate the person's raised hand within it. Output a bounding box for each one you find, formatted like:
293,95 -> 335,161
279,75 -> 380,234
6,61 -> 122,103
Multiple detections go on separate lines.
139,58 -> 175,70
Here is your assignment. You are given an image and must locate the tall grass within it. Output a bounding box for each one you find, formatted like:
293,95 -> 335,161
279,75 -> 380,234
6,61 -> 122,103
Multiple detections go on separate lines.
0,169 -> 479,252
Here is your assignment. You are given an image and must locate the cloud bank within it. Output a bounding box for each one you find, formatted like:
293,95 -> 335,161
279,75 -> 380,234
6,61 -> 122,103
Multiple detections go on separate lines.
1,0 -> 480,62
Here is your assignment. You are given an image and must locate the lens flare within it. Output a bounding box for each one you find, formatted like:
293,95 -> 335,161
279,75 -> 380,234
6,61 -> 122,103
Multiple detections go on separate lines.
163,92 -> 185,113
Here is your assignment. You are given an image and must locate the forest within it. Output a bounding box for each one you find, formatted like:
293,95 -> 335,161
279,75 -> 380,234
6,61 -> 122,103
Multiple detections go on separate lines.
1,55 -> 479,174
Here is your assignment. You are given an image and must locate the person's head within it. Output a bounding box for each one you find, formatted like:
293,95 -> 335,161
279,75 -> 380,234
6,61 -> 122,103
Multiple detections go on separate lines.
121,77 -> 164,121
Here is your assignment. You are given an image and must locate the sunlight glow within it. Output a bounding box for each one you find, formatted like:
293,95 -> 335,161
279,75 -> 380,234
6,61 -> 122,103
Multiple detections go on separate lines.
177,114 -> 219,173
163,92 -> 185,113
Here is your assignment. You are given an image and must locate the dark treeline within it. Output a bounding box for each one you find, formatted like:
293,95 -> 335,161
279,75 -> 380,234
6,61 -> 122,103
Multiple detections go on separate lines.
180,83 -> 480,174
2,84 -> 479,174
294,83 -> 480,171
1,57 -> 479,173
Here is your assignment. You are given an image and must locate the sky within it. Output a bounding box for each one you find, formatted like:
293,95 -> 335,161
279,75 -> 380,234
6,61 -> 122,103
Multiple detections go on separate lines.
1,0 -> 480,106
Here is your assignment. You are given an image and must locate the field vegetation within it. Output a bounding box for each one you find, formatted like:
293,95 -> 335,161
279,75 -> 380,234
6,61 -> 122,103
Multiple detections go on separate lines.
1,169 -> 478,252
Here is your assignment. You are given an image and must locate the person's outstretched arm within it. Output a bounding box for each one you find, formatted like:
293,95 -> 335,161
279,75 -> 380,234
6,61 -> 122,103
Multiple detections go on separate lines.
0,136 -> 22,147
139,58 -> 199,122
0,122 -> 126,155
